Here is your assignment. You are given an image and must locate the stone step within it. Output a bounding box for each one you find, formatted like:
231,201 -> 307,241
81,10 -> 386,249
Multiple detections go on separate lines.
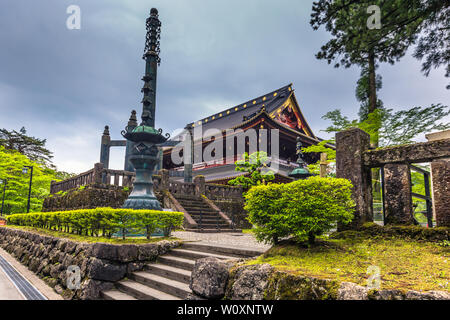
192,217 -> 225,221
145,263 -> 191,284
176,199 -> 204,203
186,209 -> 217,213
130,271 -> 191,299
189,213 -> 221,217
191,216 -> 223,221
183,207 -> 214,211
193,225 -> 231,230
170,248 -> 238,261
181,242 -> 262,258
194,223 -> 230,228
115,280 -> 181,300
178,200 -> 205,207
101,289 -> 138,300
183,207 -> 213,212
174,195 -> 202,201
185,228 -> 241,233
158,255 -> 195,271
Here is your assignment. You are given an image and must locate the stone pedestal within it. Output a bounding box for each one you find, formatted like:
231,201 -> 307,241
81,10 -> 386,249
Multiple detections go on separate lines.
383,164 -> 415,225
194,175 -> 206,196
431,160 -> 450,227
159,169 -> 170,191
336,128 -> 373,230
122,147 -> 162,211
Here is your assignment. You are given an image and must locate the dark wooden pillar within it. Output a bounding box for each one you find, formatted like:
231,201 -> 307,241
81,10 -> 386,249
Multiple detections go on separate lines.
383,164 -> 415,225
431,160 -> 450,227
336,128 -> 373,230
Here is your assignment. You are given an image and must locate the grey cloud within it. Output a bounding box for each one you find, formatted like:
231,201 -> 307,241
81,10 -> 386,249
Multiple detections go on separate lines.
0,0 -> 448,173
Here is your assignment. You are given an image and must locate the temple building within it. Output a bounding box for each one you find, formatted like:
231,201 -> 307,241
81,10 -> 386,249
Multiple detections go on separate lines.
162,83 -> 333,184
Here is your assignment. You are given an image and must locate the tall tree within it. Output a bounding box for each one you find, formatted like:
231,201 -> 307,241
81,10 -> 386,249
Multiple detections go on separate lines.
0,146 -> 56,214
0,127 -> 53,167
413,0 -> 450,89
311,0 -> 423,114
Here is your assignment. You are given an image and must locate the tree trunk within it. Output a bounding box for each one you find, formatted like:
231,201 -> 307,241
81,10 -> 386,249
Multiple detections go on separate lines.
308,232 -> 315,245
368,50 -> 379,148
368,50 -> 377,115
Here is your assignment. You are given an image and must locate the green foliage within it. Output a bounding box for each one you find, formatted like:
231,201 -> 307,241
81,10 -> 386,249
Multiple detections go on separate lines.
228,152 -> 275,189
5,225 -> 176,244
302,141 -> 336,177
248,233 -> 449,292
0,127 -> 54,167
6,208 -> 184,239
412,1 -> 450,89
322,106 -> 450,147
0,146 -> 56,214
310,0 -> 423,68
245,177 -> 355,245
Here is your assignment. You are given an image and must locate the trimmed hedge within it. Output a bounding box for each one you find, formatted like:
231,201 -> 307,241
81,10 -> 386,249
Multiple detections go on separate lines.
6,208 -> 184,239
245,177 -> 355,245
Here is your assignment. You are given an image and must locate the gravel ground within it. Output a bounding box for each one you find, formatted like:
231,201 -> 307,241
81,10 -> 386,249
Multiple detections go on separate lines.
172,231 -> 271,252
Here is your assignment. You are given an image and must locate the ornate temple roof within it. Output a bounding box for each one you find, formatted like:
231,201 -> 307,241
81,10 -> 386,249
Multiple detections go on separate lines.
186,84 -> 316,139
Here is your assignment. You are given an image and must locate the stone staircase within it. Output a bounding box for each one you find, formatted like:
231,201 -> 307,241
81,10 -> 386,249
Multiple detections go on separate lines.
173,195 -> 240,233
101,242 -> 261,300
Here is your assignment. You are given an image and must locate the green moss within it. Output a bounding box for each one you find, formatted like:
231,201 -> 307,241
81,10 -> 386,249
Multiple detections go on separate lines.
331,223 -> 450,242
2,225 -> 179,244
247,235 -> 450,293
264,271 -> 340,300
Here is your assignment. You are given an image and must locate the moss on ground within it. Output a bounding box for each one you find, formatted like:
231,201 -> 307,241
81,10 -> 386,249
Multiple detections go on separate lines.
1,225 -> 179,244
247,232 -> 449,293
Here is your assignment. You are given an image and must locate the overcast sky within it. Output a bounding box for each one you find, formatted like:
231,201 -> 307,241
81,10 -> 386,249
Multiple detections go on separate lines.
0,0 -> 448,173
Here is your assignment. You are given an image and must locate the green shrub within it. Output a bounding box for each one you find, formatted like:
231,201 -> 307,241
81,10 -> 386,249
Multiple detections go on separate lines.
245,177 -> 355,245
6,208 -> 184,239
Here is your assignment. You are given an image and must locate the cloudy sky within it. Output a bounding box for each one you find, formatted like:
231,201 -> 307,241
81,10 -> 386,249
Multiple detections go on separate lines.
0,0 -> 448,173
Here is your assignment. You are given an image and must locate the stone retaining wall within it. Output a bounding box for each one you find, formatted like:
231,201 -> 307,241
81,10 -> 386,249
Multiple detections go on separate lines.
42,185 -> 164,212
189,258 -> 450,300
213,200 -> 252,229
0,227 -> 181,299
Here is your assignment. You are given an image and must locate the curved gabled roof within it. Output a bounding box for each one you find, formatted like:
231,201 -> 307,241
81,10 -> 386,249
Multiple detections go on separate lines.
186,84 -> 314,136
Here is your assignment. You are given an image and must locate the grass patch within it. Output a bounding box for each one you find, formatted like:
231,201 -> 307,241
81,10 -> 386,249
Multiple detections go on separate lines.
1,225 -> 179,244
248,234 -> 449,293
242,229 -> 255,234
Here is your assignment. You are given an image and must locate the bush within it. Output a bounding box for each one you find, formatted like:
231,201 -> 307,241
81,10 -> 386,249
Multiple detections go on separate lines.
245,177 -> 355,245
6,208 -> 184,239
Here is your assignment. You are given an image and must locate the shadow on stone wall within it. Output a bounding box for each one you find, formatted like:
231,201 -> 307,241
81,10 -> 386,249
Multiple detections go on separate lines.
0,227 -> 180,299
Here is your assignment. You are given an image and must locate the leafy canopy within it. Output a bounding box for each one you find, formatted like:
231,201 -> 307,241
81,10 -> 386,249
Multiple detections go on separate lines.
0,127 -> 53,168
311,0 -> 423,68
228,152 -> 275,189
321,105 -> 450,147
0,146 -> 58,214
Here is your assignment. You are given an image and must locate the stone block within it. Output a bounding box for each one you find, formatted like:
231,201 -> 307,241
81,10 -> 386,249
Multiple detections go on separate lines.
336,128 -> 373,229
190,257 -> 230,299
383,164 -> 415,225
431,160 -> 450,227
